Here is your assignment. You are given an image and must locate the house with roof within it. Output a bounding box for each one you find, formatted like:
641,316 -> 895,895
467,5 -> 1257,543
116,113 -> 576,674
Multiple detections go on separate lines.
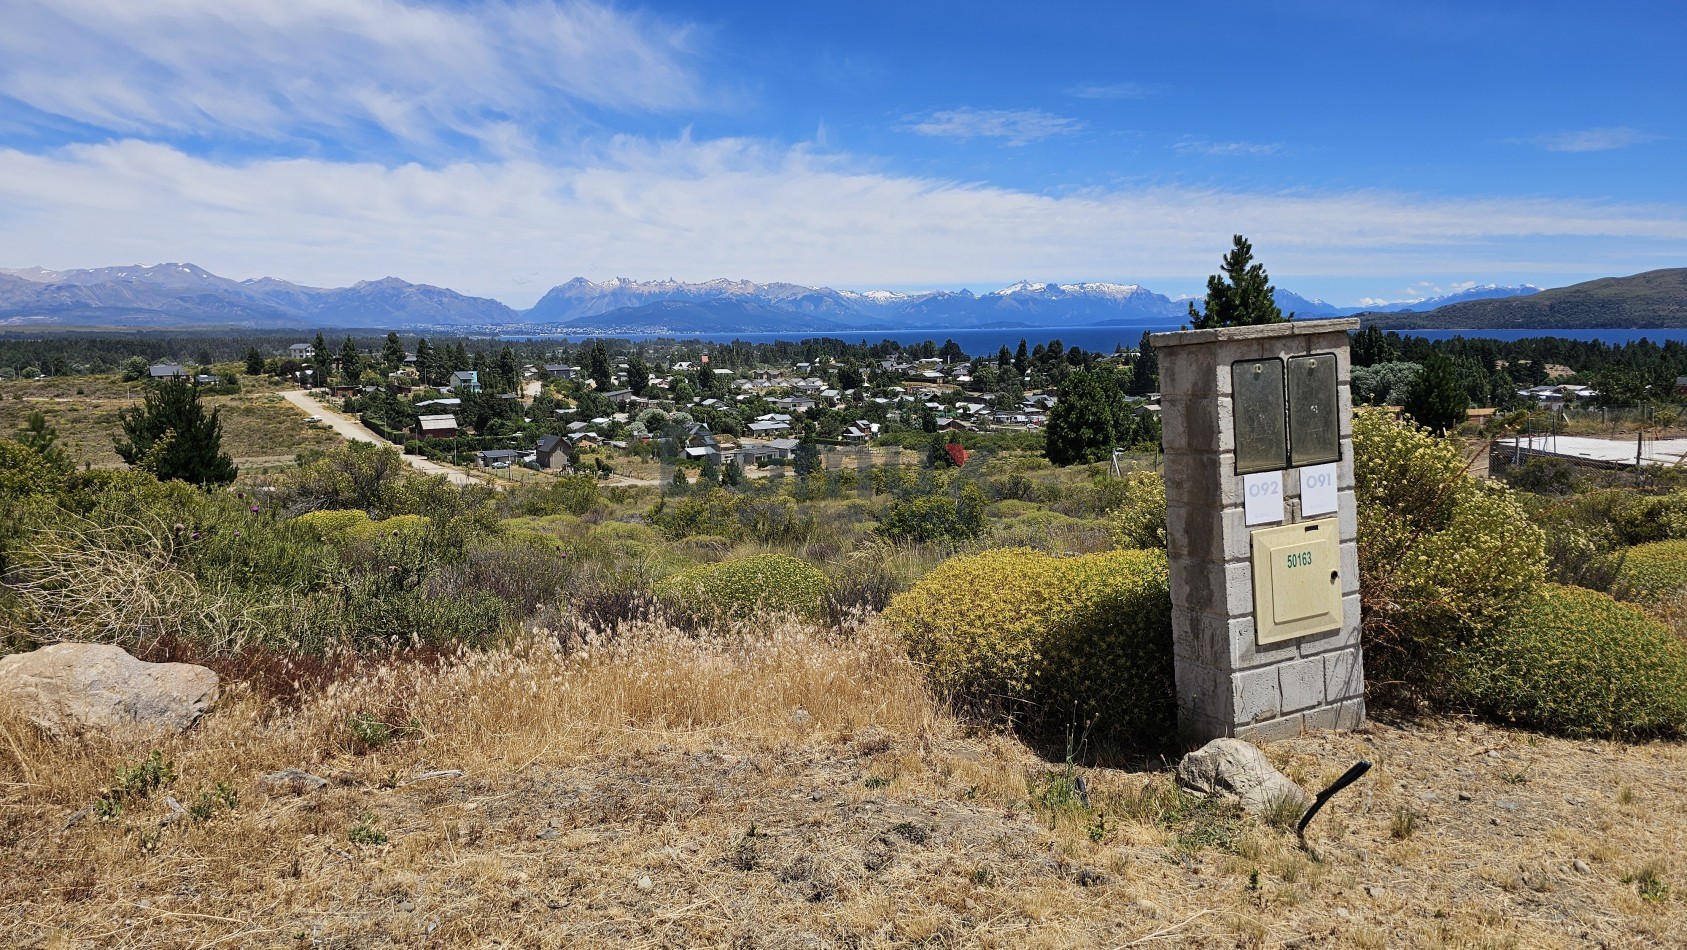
747,419 -> 790,435
535,434 -> 571,471
449,370 -> 481,393
543,364 -> 576,379
476,448 -> 522,468
148,363 -> 186,379
767,437 -> 801,460
415,414 -> 459,438
288,343 -> 315,360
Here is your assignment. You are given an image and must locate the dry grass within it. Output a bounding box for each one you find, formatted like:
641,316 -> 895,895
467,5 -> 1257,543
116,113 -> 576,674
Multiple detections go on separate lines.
2,620 -> 1685,948
0,386 -> 336,468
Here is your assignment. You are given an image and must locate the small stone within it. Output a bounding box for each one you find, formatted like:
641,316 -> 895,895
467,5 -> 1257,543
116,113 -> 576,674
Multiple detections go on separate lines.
1176,738 -> 1310,816
1335,907 -> 1350,919
1490,817 -> 1501,826
1457,792 -> 1472,802
1417,792 -> 1440,802
636,875 -> 653,891
790,709 -> 812,725
1496,799 -> 1519,812
259,769 -> 329,795
398,900 -> 415,912
1573,859 -> 1591,874
1365,885 -> 1386,899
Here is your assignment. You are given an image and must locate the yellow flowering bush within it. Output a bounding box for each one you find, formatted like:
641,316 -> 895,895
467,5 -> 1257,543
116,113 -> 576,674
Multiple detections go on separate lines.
1454,584 -> 1687,739
1353,409 -> 1546,695
881,547 -> 1173,743
1104,470 -> 1167,549
653,553 -> 831,623
1614,539 -> 1687,603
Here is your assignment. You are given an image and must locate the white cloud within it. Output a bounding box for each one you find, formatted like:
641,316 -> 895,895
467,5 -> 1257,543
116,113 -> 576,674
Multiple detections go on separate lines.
0,0 -> 702,152
1173,139 -> 1284,157
1537,127 -> 1658,153
900,108 -> 1079,146
1,138 -> 1684,308
1066,82 -> 1158,100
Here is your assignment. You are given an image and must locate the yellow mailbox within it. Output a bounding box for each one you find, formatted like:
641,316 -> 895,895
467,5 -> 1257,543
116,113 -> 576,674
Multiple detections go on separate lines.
1250,518 -> 1342,644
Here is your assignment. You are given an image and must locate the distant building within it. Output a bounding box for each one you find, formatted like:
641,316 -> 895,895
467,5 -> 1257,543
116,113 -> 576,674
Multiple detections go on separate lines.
288,343 -> 315,360
416,414 -> 459,438
148,363 -> 185,379
449,370 -> 481,393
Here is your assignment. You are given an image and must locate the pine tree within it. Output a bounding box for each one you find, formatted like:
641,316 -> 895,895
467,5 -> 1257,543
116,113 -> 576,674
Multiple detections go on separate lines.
1403,352 -> 1469,434
495,346 -> 519,393
382,332 -> 406,373
588,343 -> 613,391
311,331 -> 332,387
1131,331 -> 1159,394
114,378 -> 237,485
1187,234 -> 1290,329
1013,339 -> 1029,374
244,347 -> 265,376
626,356 -> 650,396
414,338 -> 436,385
997,345 -> 1012,369
339,336 -> 362,382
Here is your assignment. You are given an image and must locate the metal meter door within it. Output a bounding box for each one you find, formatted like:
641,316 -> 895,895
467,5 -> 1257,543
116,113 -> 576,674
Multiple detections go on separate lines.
1232,358 -> 1286,474
1287,353 -> 1340,467
1250,518 -> 1343,644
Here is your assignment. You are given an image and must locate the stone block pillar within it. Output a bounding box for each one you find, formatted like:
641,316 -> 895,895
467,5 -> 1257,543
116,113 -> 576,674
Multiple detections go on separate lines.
1149,318 -> 1365,744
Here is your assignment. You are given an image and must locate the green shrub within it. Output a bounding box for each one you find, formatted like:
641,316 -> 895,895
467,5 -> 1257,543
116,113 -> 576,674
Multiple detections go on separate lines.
1105,470 -> 1167,549
1353,409 -> 1546,697
876,482 -> 988,543
650,488 -> 814,543
1453,584 -> 1687,739
290,509 -> 372,540
881,547 -> 1174,744
507,474 -> 600,517
1615,540 -> 1687,603
653,553 -> 830,622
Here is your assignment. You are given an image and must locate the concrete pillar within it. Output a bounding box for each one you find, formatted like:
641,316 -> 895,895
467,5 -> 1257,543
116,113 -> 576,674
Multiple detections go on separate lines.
1149,318 -> 1365,744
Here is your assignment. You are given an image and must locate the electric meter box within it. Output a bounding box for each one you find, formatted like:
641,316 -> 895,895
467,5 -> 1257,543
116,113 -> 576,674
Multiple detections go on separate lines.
1250,518 -> 1342,644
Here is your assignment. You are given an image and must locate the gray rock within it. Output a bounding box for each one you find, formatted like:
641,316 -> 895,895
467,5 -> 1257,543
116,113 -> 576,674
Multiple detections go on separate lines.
0,643 -> 218,739
1176,737 -> 1310,816
1573,859 -> 1591,874
258,768 -> 329,795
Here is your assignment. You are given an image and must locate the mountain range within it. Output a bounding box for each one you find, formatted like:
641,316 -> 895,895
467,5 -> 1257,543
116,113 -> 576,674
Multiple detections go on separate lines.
0,261 -> 1669,334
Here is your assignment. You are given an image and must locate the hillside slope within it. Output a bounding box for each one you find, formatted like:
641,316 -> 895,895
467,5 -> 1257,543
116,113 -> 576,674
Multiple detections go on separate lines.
1362,268 -> 1687,330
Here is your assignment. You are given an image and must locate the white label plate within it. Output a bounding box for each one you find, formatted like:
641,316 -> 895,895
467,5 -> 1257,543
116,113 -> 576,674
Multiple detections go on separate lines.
1243,471 -> 1284,526
1300,462 -> 1339,517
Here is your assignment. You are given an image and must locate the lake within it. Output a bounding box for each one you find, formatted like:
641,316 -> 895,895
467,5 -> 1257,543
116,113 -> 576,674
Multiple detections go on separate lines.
508,325 -> 1687,357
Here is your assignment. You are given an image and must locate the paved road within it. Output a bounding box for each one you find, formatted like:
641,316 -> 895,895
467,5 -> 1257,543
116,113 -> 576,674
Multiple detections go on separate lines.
279,390 -> 488,488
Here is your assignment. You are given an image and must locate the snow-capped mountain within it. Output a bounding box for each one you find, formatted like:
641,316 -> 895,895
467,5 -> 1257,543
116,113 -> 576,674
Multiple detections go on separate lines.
526,276 -> 1187,330
1358,284 -> 1541,313
0,262 -> 1554,332
0,263 -> 518,328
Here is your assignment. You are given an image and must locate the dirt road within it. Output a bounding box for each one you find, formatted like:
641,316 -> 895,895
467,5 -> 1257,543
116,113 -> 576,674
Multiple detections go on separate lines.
279,390 -> 488,488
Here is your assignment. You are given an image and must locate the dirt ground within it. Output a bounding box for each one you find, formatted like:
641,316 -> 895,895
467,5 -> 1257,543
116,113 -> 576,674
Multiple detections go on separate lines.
3,696 -> 1683,948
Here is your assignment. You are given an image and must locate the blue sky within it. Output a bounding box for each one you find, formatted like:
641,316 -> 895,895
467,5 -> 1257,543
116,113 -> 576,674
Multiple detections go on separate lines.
0,0 -> 1682,308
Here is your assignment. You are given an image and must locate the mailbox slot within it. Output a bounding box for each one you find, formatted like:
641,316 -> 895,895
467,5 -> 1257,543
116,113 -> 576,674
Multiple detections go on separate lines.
1251,518 -> 1342,644
1232,359 -> 1287,475
1288,354 -> 1341,466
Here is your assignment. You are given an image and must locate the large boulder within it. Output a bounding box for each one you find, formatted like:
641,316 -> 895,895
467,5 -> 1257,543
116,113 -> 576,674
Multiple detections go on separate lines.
0,644 -> 219,739
1176,737 -> 1310,816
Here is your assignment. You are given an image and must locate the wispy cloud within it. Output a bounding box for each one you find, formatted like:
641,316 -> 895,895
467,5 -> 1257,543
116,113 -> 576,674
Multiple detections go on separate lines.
900,108 -> 1079,146
1536,127 -> 1658,153
1065,81 -> 1158,100
0,0 -> 703,155
3,138 -> 1682,307
1172,139 -> 1284,157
